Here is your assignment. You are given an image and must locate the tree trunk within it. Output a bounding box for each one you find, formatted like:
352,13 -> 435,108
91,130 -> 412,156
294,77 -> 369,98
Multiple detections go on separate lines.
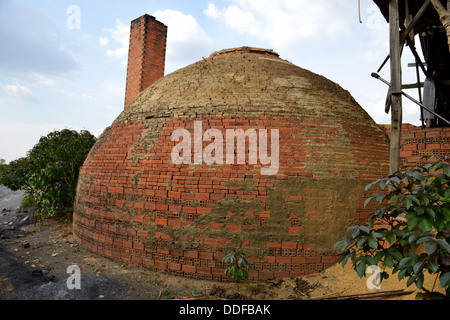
431,0 -> 450,51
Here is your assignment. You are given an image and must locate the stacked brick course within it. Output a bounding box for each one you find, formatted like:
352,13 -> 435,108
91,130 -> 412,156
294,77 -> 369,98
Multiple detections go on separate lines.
381,123 -> 450,169
73,46 -> 390,281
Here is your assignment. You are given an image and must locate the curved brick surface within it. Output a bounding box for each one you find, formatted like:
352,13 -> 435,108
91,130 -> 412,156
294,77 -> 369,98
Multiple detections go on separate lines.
73,47 -> 390,282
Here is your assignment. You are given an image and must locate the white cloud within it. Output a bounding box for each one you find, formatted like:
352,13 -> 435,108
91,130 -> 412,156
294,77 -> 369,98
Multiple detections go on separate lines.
205,4 -> 261,38
0,83 -> 38,104
358,4 -> 389,64
99,37 -> 109,46
99,10 -> 213,73
27,72 -> 58,86
153,9 -> 214,73
100,19 -> 130,67
204,0 -> 353,55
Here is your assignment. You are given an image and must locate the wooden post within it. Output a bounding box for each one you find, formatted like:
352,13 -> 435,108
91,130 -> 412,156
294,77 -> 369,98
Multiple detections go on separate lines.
389,0 -> 403,174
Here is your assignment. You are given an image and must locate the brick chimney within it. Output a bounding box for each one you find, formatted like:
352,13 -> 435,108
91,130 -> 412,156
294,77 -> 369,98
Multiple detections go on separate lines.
124,14 -> 167,109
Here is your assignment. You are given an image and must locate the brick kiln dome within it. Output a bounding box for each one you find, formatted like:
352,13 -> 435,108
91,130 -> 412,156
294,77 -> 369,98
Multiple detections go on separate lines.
73,46 -> 390,281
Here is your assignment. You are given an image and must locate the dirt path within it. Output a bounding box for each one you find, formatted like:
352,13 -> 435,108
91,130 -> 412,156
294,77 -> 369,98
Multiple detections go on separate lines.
0,187 -> 443,300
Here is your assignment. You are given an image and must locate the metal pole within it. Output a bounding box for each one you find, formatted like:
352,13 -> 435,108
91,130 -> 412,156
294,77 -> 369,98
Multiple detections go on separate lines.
371,73 -> 450,126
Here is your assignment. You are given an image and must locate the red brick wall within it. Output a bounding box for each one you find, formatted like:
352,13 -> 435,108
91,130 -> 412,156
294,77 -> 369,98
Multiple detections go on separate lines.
380,124 -> 450,169
73,117 -> 389,282
124,15 -> 167,109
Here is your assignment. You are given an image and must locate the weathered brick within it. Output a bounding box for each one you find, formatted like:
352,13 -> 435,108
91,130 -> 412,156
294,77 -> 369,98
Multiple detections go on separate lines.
73,42 -> 393,283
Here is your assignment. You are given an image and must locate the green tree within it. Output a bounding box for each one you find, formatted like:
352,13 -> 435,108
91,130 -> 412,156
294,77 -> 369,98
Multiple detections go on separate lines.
26,129 -> 96,218
0,157 -> 32,192
0,129 -> 96,219
334,159 -> 450,299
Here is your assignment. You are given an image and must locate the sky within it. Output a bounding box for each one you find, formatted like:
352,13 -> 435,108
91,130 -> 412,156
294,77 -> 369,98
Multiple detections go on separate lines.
0,0 -> 427,163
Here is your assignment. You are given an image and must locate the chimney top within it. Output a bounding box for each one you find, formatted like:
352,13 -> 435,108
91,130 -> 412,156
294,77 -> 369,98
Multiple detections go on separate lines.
124,14 -> 167,109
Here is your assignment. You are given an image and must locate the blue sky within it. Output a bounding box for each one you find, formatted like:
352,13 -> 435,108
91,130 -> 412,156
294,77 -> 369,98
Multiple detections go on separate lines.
0,0 -> 425,163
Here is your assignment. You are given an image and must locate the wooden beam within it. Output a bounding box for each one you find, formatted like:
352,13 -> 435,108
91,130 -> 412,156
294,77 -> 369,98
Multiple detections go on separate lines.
389,0 -> 403,174
377,0 -> 431,73
400,0 -> 432,44
407,62 -> 428,67
402,82 -> 424,89
310,289 -> 415,300
406,41 -> 428,76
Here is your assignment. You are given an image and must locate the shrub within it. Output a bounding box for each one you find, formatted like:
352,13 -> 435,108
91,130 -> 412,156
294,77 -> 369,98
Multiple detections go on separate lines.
221,250 -> 252,289
26,129 -> 96,218
334,159 -> 450,299
0,129 -> 96,219
0,157 -> 32,192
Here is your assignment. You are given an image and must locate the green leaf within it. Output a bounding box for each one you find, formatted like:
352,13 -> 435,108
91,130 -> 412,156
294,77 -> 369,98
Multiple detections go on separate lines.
403,197 -> 412,210
372,193 -> 385,204
425,241 -> 438,254
360,226 -> 370,234
436,238 -> 450,254
368,237 -> 378,249
440,272 -> 450,287
356,259 -> 366,278
407,194 -> 421,206
372,251 -> 385,264
407,215 -> 419,230
415,206 -> 425,216
413,260 -> 425,274
416,236 -> 435,244
372,232 -> 384,238
356,237 -> 368,248
390,176 -> 401,185
418,217 -> 433,232
416,273 -> 424,290
340,253 -> 351,268
388,247 -> 404,261
364,196 -> 374,208
443,208 -> 450,222
384,254 -> 394,268
443,165 -> 450,177
427,260 -> 439,273
411,171 -> 425,181
444,188 -> 450,198
398,256 -> 413,269
365,180 -> 378,191
333,238 -> 348,252
351,228 -> 360,238
421,196 -> 430,206
386,233 -> 396,244
398,268 -> 408,281
408,233 -> 419,243
425,207 -> 435,219
407,275 -> 417,287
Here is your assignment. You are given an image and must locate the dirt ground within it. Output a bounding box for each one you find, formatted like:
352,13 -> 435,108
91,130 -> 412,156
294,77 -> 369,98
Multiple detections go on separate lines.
0,184 -> 445,301
1,207 -> 445,301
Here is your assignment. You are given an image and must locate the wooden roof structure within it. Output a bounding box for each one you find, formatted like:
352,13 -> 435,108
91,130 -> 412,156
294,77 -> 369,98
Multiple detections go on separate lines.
371,0 -> 450,172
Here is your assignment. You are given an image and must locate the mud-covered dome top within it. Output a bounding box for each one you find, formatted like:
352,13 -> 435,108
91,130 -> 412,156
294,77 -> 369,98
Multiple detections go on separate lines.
114,46 -> 374,127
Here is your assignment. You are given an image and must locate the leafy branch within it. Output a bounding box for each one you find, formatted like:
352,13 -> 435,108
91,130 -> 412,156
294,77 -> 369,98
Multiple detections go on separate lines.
335,159 -> 450,299
221,249 -> 252,290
